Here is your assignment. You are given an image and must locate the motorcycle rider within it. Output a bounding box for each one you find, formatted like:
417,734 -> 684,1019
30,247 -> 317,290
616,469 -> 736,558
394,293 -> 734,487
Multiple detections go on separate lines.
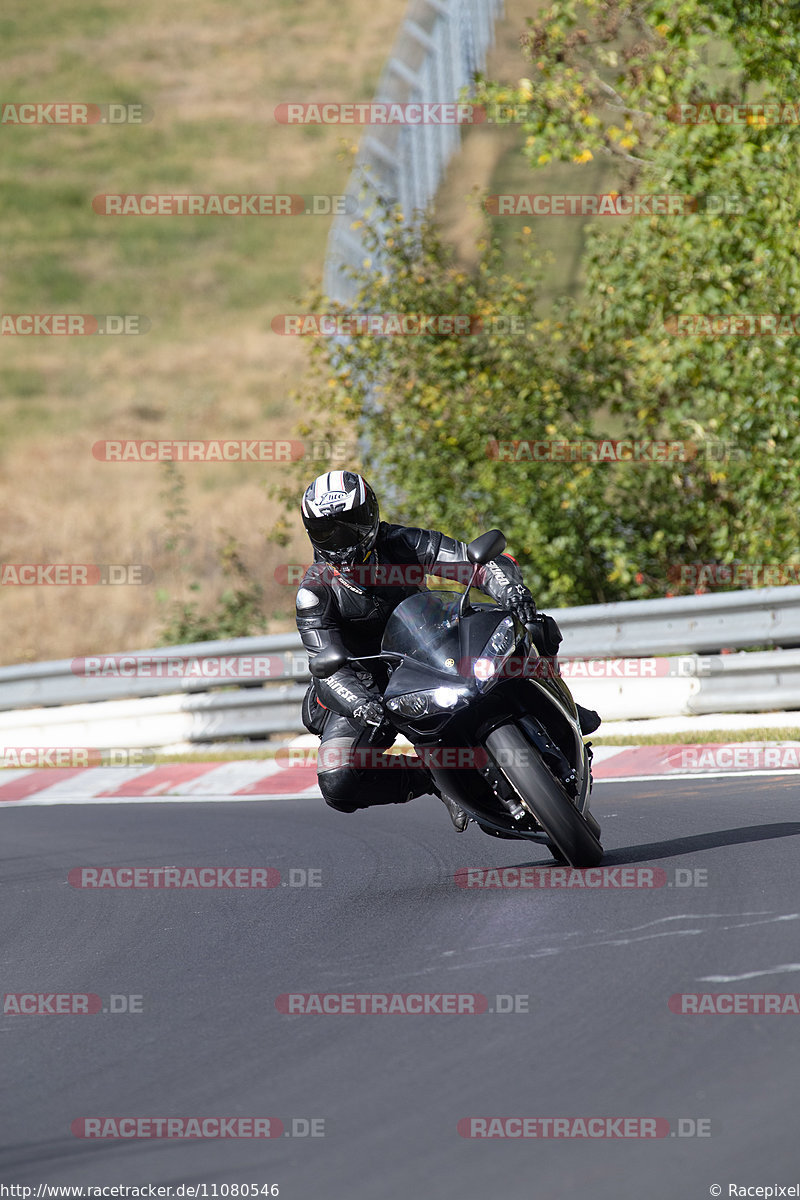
295,470 -> 600,830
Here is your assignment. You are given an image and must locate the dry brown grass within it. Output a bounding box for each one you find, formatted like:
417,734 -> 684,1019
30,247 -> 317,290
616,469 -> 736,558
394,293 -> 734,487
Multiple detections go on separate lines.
3,0 -> 588,665
1,0 -> 403,662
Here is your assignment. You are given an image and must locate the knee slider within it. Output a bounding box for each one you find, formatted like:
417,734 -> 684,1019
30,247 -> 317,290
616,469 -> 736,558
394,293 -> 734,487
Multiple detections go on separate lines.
318,766 -> 361,812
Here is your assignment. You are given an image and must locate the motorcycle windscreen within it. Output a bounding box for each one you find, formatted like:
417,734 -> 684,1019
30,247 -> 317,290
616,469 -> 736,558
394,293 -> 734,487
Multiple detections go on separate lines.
381,590 -> 462,676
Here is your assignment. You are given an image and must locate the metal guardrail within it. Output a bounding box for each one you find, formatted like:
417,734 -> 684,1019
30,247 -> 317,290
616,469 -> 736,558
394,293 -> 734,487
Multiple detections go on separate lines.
558,585 -> 800,658
0,636 -> 308,711
8,584 -> 800,712
4,587 -> 800,745
690,648 -> 800,715
0,687 -> 311,750
323,0 -> 504,304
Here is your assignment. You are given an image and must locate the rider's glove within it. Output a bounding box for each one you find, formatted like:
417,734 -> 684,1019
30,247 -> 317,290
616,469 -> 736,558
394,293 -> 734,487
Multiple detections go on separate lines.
353,699 -> 386,728
505,584 -> 537,626
538,612 -> 563,656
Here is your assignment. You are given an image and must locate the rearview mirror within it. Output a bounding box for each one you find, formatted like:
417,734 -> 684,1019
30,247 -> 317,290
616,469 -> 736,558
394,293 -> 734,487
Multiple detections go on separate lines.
309,645 -> 350,679
467,529 -> 506,566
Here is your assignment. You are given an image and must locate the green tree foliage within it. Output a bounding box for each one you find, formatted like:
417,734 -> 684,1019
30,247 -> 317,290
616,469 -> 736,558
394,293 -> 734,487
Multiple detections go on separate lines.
274,216 -> 639,605
282,0 -> 800,603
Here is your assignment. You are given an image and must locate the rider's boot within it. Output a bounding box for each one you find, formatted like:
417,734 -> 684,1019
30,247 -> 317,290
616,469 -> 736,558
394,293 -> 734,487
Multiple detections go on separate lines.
576,704 -> 602,735
425,778 -> 470,832
441,793 -> 471,832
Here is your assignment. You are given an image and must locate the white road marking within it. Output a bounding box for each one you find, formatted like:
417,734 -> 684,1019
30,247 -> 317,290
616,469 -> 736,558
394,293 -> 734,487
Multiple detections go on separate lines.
700,962 -> 800,983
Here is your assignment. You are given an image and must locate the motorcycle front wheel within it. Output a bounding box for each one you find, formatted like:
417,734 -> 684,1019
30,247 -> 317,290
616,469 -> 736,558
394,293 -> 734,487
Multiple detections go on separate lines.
485,723 -> 603,869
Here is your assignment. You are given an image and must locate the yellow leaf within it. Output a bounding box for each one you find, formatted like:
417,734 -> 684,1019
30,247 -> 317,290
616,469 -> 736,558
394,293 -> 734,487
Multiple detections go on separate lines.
573,149 -> 593,164
537,152 -> 552,165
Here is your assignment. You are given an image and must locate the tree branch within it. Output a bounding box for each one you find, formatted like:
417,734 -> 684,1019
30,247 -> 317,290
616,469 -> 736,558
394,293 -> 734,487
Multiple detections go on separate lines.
596,143 -> 649,165
590,72 -> 653,118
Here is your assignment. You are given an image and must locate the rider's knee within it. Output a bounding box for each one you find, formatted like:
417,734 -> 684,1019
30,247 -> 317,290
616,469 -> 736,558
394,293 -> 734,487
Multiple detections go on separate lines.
318,766 -> 361,812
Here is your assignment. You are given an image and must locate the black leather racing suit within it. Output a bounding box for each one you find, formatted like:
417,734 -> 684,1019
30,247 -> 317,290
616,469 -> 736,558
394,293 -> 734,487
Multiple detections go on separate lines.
296,521 -> 555,813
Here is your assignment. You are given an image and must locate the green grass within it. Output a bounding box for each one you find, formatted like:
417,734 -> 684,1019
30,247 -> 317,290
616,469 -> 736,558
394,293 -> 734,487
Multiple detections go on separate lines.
591,728 -> 800,746
144,727 -> 800,763
3,727 -> 799,773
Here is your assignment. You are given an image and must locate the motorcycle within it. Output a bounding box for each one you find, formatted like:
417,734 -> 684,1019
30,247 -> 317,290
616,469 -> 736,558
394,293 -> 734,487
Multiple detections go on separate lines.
310,529 -> 603,868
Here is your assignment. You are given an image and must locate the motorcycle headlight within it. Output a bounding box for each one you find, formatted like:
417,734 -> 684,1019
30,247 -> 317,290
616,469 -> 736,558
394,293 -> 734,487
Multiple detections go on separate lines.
473,616 -> 517,690
386,686 -> 467,718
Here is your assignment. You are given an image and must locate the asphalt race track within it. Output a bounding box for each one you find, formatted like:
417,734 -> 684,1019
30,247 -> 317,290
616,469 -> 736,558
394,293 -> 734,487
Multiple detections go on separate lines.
2,774 -> 799,1199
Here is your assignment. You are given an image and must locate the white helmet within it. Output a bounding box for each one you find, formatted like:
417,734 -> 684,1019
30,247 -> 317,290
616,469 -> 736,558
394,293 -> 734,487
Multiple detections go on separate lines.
300,470 -> 380,565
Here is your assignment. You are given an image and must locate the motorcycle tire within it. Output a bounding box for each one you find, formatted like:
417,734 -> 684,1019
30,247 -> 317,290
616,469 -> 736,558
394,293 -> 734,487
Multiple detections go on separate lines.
485,722 -> 603,868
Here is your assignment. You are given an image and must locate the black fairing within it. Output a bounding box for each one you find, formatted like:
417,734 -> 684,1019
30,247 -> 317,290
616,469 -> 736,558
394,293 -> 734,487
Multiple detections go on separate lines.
379,591 -> 589,835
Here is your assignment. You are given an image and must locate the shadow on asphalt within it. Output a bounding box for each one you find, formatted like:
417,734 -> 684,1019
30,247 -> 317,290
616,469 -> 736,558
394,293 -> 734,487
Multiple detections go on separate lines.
504,822 -> 800,872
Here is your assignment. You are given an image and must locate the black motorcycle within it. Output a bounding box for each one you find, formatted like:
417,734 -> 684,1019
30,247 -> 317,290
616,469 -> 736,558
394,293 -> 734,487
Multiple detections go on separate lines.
310,530 -> 603,868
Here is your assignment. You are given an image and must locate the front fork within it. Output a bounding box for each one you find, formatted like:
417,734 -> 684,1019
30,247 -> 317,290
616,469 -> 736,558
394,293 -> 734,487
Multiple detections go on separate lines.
477,757 -> 529,824
519,631 -> 593,795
